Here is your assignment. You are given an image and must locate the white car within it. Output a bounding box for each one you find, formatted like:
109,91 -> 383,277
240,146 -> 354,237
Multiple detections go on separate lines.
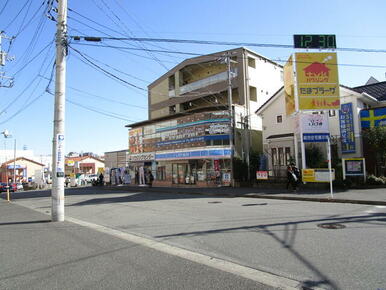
85,174 -> 98,183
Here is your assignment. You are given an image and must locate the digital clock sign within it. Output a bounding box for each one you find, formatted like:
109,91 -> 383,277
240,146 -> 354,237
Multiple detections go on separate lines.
294,34 -> 336,49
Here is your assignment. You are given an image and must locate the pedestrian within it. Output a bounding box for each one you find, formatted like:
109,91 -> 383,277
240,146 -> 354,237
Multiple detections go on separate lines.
291,164 -> 300,191
99,173 -> 104,186
149,170 -> 154,187
286,165 -> 297,191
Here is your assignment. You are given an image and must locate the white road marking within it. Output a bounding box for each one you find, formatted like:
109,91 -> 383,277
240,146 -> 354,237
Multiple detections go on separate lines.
14,201 -> 321,290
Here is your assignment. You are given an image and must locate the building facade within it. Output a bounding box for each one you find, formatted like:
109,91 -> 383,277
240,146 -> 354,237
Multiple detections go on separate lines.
126,47 -> 283,186
256,84 -> 384,178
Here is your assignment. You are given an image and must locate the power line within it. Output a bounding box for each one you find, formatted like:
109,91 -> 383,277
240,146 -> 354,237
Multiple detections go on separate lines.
71,42 -> 386,69
69,45 -> 147,92
69,35 -> 386,54
66,97 -> 139,122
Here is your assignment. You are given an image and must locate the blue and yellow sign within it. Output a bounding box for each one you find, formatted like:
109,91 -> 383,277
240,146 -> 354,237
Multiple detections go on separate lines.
360,107 -> 386,128
339,103 -> 355,153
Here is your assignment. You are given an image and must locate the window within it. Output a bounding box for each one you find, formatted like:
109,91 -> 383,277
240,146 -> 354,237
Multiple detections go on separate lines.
157,166 -> 166,181
271,148 -> 278,166
278,148 -> 284,165
249,86 -> 257,102
169,105 -> 176,114
276,115 -> 283,123
248,57 -> 256,68
285,147 -> 291,165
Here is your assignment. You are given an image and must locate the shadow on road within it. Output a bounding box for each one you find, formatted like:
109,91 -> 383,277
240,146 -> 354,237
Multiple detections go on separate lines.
0,220 -> 51,226
154,212 -> 386,290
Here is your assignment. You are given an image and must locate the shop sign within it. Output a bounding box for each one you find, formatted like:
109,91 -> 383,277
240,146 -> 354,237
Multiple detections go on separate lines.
295,52 -> 340,110
256,171 -> 268,180
128,152 -> 155,162
222,172 -> 231,186
205,124 -> 230,135
339,103 -> 356,153
343,158 -> 365,176
7,164 -> 26,169
360,107 -> 386,128
66,160 -> 75,166
284,55 -> 295,115
302,168 -> 335,183
156,149 -> 232,160
299,113 -> 329,134
302,133 -> 330,143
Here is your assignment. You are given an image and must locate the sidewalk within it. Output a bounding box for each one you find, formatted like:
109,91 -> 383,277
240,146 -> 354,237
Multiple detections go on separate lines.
109,184 -> 386,205
0,200 -> 272,290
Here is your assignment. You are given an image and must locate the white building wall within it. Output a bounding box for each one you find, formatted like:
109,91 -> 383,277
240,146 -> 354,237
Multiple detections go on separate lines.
246,53 -> 283,130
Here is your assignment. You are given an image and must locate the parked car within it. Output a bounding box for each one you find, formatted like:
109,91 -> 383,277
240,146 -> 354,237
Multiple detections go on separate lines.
16,183 -> 24,191
85,174 -> 98,183
0,183 -> 17,192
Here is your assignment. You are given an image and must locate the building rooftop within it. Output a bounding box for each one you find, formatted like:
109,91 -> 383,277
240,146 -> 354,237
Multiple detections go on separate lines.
352,81 -> 386,102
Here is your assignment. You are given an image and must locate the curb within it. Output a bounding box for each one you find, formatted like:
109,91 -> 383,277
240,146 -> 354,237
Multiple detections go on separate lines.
107,186 -> 386,206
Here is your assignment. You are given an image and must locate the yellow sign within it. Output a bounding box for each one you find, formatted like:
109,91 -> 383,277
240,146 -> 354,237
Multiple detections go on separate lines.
302,168 -> 335,183
295,52 -> 340,110
284,55 -> 295,115
66,160 -> 75,166
302,169 -> 315,182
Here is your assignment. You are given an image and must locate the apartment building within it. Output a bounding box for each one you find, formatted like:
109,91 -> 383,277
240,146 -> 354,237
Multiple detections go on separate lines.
126,47 -> 283,186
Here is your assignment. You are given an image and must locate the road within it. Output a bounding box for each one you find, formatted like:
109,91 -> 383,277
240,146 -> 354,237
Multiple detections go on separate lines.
5,186 -> 386,289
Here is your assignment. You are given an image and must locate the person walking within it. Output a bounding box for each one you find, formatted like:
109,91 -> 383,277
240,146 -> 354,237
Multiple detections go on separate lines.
286,165 -> 298,191
291,164 -> 300,191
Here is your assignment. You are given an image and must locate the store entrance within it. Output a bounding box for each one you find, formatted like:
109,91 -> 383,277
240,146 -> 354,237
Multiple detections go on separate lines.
172,162 -> 197,185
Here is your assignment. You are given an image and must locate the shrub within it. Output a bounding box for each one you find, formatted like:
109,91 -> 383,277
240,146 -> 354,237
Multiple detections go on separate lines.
367,175 -> 385,185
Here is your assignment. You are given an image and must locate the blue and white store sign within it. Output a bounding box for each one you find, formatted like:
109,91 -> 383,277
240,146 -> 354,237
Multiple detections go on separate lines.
156,149 -> 232,160
298,113 -> 330,143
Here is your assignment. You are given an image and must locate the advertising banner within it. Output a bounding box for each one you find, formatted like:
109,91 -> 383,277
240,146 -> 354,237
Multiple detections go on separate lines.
284,55 -> 295,115
302,168 -> 335,182
299,113 -> 329,133
295,52 -> 340,110
129,128 -> 143,154
256,171 -> 268,180
360,107 -> 386,128
339,103 -> 356,153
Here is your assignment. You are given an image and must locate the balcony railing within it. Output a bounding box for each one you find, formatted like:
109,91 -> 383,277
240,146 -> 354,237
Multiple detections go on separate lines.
168,69 -> 237,97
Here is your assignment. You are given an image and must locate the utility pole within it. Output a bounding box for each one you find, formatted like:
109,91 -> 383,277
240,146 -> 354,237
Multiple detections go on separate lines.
0,31 -> 14,88
227,53 -> 235,187
51,0 -> 67,222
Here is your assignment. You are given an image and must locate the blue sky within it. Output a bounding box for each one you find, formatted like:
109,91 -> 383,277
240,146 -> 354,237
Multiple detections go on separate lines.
1,0 -> 385,156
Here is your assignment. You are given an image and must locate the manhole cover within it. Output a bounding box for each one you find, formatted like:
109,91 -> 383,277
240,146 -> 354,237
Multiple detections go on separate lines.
242,203 -> 267,206
208,201 -> 222,204
317,223 -> 346,229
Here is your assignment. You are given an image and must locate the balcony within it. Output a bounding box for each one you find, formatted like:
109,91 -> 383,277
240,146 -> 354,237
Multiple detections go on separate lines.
168,69 -> 237,97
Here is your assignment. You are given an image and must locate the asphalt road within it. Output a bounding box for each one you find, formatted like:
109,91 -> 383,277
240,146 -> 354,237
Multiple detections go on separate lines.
5,186 -> 386,289
0,201 -> 271,290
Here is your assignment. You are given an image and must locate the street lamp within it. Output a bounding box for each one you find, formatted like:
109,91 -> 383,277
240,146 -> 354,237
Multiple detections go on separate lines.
1,129 -> 13,201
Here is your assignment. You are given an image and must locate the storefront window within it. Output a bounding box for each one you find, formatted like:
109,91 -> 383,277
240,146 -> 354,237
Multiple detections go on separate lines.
157,166 -> 166,180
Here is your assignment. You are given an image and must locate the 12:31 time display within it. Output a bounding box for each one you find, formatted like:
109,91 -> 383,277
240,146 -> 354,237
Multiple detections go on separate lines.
293,34 -> 336,49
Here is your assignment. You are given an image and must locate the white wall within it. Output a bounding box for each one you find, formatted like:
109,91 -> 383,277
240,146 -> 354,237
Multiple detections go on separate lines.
246,52 -> 283,131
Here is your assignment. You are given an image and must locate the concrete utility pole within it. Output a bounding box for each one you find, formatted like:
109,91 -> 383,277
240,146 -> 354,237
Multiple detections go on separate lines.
0,31 -> 14,88
51,0 -> 67,222
227,53 -> 235,187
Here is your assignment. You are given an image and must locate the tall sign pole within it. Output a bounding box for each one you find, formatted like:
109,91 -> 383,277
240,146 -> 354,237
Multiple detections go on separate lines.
51,0 -> 67,222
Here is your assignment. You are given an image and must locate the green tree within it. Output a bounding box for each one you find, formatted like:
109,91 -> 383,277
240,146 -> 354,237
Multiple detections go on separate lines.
305,144 -> 325,168
362,126 -> 386,176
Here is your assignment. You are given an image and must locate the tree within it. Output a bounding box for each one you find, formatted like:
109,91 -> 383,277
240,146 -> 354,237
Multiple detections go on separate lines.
305,144 -> 325,168
362,126 -> 386,176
